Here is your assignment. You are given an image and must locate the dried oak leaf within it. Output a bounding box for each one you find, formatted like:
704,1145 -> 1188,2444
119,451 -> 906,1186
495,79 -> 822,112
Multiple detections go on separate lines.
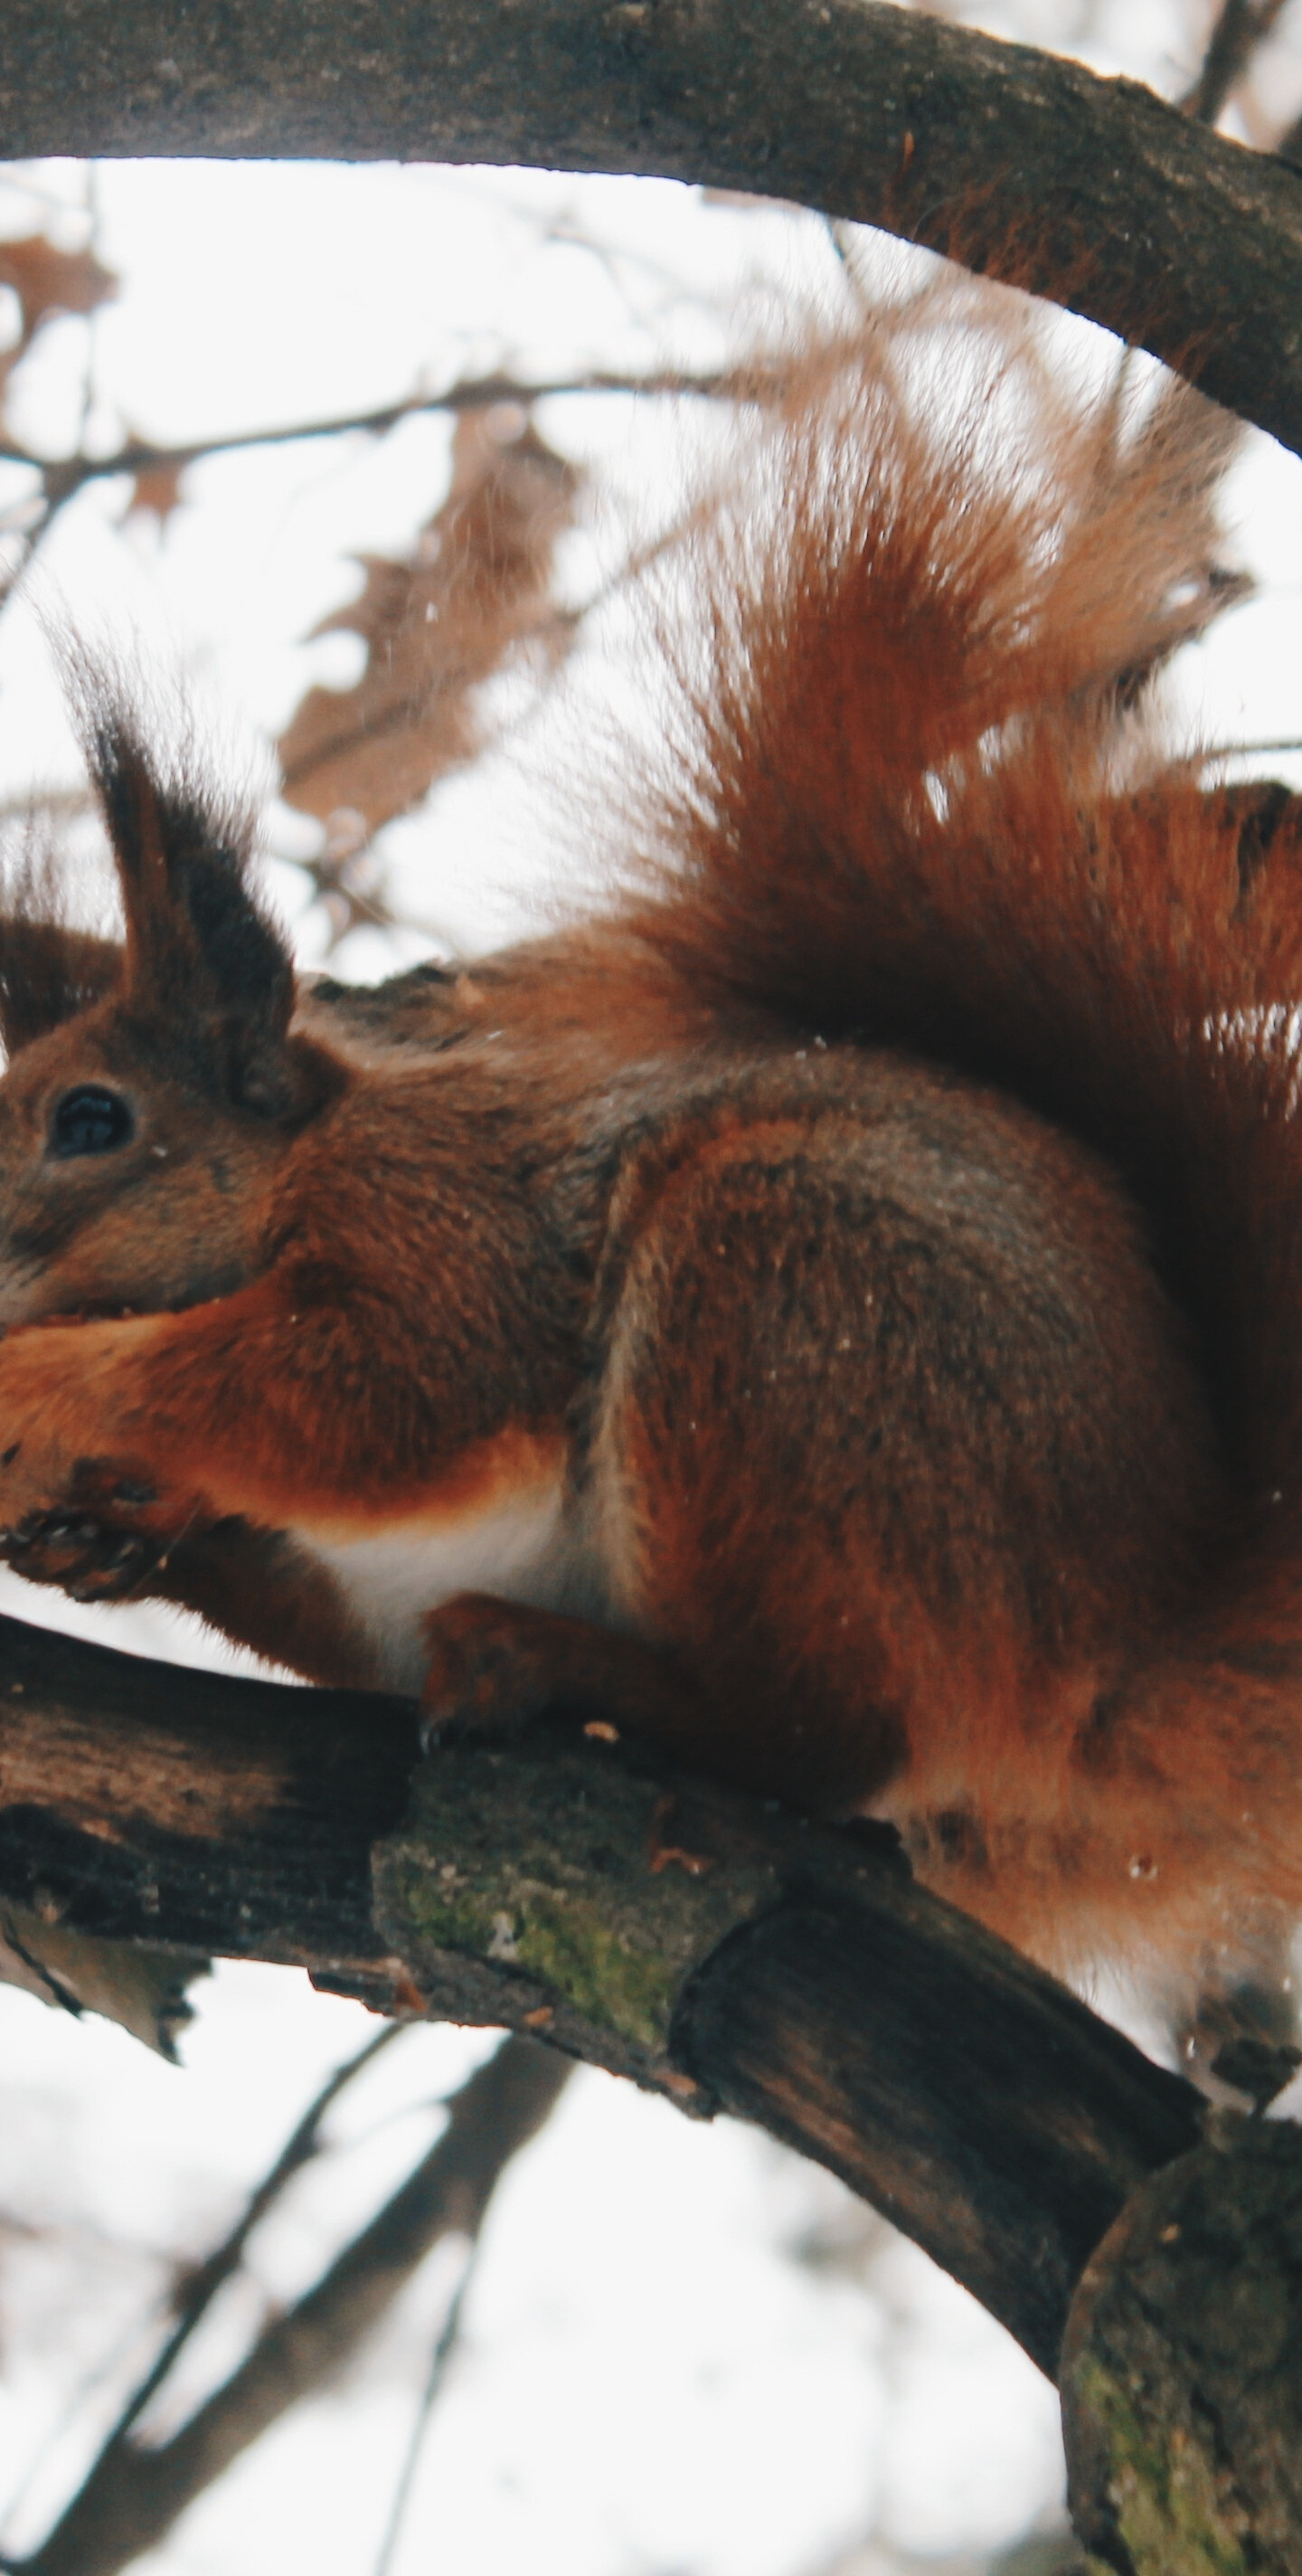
127,459 -> 187,526
0,232 -> 118,412
0,234 -> 118,332
278,406 -> 581,837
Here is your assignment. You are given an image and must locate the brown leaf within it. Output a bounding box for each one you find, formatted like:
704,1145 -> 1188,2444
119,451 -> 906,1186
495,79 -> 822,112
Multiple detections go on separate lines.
278,405 -> 581,835
0,234 -> 118,336
127,459 -> 187,526
0,234 -> 118,431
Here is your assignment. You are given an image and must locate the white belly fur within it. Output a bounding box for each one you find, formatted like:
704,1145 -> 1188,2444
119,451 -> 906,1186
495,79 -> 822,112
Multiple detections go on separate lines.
294,1477 -> 598,1694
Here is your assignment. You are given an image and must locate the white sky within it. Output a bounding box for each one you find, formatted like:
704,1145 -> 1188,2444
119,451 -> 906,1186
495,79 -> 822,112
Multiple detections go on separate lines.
2,32 -> 1302,2567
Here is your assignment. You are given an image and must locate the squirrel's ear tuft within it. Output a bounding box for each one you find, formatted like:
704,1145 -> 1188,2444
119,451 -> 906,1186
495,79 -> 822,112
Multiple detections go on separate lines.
0,837 -> 123,1056
86,708 -> 316,1122
0,918 -> 123,1056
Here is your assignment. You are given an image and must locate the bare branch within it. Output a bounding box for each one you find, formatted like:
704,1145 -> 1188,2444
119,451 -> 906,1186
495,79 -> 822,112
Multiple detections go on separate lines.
3,7 -> 1302,450
9,2034 -> 570,2576
0,363 -> 741,514
0,1609 -> 1204,2382
105,2022 -> 409,2451
1181,0 -> 1290,126
371,2238 -> 478,2576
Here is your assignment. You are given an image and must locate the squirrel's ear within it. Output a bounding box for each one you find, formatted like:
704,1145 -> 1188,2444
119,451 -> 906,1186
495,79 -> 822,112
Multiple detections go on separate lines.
89,716 -> 318,1122
0,920 -> 122,1057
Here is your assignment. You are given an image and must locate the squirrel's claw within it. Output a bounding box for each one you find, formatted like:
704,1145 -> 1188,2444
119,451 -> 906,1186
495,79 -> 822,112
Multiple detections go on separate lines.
0,1509 -> 162,1601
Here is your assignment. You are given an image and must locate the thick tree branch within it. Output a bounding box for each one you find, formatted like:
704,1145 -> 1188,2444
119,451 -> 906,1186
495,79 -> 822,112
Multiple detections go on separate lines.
4,5 -> 1302,452
0,1609 -> 1203,2382
8,1633 -> 1302,2564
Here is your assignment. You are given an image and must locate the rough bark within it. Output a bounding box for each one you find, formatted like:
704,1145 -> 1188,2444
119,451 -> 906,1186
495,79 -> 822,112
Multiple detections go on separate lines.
3,5 -> 1302,455
0,1607 -> 419,1975
0,1609 -> 1204,2382
6,1632 -> 1302,2570
1061,2118 -> 1302,2576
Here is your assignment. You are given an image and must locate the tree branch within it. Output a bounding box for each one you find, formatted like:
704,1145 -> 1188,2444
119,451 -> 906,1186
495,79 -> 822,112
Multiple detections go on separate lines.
1181,0 -> 1290,124
3,5 -> 1302,452
1061,2119 -> 1302,2576
0,1609 -> 1203,2382
95,2023 -> 409,2453
0,364 -> 742,505
7,2032 -> 569,2576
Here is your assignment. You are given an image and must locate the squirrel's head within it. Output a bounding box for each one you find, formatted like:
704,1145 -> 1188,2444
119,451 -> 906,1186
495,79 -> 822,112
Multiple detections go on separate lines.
0,711 -> 340,1330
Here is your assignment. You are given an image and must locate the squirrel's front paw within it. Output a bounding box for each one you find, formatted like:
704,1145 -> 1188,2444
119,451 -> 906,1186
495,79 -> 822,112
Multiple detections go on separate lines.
420,1594 -> 565,1752
0,1506 -> 165,1602
0,1457 -> 195,1605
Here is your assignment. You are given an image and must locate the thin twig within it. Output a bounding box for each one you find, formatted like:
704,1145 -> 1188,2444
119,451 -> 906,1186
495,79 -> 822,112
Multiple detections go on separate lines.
1181,0 -> 1289,123
12,2036 -> 571,2576
1197,735 -> 1302,762
371,2240 -> 480,2576
0,359 -> 762,512
0,360 -> 760,638
111,2020 -> 409,2447
74,166 -> 102,455
0,2022 -> 407,2562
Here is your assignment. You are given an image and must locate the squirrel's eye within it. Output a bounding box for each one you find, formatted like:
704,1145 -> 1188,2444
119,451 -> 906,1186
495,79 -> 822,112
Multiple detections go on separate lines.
49,1086 -> 135,1160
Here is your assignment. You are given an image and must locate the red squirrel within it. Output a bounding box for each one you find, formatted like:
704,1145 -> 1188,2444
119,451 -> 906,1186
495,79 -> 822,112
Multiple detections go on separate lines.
0,298 -> 1296,2039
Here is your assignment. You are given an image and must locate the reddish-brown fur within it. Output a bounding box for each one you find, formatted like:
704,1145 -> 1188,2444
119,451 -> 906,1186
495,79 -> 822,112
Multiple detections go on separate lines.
0,292 -> 1298,2030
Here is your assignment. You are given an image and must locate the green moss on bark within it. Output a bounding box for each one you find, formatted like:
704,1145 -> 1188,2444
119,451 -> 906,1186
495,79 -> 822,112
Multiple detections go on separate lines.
1071,2354 -> 1252,2576
373,1735 -> 780,2064
1061,2126 -> 1302,2576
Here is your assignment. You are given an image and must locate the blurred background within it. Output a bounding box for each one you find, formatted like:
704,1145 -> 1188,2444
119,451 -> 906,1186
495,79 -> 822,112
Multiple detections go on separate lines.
1,4 -> 1301,2569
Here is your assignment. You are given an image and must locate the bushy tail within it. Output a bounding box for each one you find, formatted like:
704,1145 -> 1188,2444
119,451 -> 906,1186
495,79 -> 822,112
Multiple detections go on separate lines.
609,282 -> 1302,1999
618,283 -> 1302,1500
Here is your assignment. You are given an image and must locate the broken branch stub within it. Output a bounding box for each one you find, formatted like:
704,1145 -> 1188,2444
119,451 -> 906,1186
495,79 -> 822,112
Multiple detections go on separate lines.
1061,2117 -> 1302,2576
